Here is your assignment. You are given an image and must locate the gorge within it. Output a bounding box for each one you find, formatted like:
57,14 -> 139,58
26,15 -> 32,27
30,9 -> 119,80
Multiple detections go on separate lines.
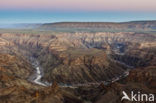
0,21 -> 156,103
1,31 -> 155,85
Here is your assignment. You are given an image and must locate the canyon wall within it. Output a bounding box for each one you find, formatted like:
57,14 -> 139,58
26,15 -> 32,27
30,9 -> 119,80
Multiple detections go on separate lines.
0,32 -> 155,84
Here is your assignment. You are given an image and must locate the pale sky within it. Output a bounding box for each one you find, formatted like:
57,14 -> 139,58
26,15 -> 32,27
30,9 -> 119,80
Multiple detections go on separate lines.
0,0 -> 156,24
0,0 -> 156,12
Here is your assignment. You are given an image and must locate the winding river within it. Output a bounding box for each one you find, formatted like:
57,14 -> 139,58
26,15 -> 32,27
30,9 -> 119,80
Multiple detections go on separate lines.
29,56 -> 132,87
29,57 -> 51,86
34,66 -> 47,86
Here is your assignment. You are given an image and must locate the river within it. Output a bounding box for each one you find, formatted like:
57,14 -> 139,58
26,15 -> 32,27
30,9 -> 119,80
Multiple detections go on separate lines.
34,66 -> 47,86
29,56 -> 132,87
29,57 -> 51,86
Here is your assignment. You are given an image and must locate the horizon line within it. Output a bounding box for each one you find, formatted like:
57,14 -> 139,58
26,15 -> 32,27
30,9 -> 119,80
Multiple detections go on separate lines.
1,20 -> 156,24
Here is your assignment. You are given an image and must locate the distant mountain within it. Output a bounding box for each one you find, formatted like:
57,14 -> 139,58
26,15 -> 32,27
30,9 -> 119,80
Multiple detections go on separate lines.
1,21 -> 156,32
39,21 -> 156,32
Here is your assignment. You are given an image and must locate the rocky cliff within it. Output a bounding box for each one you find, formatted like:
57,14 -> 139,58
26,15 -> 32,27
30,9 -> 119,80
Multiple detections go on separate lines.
0,28 -> 155,103
0,31 -> 155,85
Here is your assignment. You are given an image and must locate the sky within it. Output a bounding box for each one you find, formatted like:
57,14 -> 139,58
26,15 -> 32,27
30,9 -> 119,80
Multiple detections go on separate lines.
0,0 -> 156,24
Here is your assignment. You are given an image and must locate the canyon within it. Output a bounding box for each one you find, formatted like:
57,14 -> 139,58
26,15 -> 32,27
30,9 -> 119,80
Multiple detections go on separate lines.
0,22 -> 156,103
